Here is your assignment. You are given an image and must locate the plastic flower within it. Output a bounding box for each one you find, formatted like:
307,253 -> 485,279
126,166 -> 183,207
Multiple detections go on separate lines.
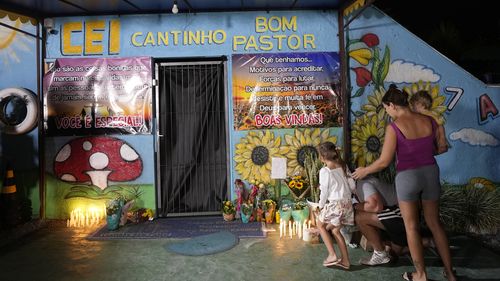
352,67 -> 372,87
349,48 -> 373,66
466,177 -> 496,192
106,197 -> 124,216
142,208 -> 154,220
284,128 -> 337,176
222,200 -> 236,214
351,114 -> 385,167
234,130 -> 288,184
403,81 -> 447,125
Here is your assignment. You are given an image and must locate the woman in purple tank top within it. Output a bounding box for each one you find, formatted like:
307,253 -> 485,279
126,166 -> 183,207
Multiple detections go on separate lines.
352,85 -> 456,281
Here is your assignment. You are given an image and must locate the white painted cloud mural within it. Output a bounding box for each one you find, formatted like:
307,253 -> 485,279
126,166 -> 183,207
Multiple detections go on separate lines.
450,128 -> 499,147
386,60 -> 440,83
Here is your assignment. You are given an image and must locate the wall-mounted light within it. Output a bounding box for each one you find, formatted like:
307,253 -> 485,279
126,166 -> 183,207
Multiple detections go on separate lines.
43,18 -> 58,35
172,0 -> 179,14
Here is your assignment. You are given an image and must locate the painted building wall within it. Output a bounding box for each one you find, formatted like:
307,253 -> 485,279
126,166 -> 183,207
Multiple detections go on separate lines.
44,10 -> 341,218
0,13 -> 40,217
347,7 -> 499,188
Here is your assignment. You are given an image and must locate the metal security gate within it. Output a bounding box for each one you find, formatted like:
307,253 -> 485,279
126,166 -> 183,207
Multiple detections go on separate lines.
155,59 -> 229,217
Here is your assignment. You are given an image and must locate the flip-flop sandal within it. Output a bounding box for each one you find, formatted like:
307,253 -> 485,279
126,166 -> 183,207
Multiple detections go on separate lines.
402,272 -> 413,281
331,263 -> 350,270
323,259 -> 340,267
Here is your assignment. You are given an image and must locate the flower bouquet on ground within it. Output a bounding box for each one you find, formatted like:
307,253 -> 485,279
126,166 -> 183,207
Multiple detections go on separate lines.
285,174 -> 310,200
240,202 -> 253,223
279,200 -> 293,223
222,200 -> 236,221
106,197 -> 124,230
262,199 -> 276,224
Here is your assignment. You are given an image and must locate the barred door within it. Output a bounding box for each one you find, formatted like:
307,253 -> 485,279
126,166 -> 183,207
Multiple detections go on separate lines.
156,59 -> 229,216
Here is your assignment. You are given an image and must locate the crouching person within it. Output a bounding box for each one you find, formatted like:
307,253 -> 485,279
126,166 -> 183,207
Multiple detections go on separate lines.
354,177 -> 434,265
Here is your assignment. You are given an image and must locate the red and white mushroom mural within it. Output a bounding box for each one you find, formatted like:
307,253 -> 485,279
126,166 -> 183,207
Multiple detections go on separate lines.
54,136 -> 143,189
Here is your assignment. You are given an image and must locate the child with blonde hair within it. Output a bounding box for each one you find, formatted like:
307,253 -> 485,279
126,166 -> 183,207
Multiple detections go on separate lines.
316,141 -> 355,270
409,90 -> 448,154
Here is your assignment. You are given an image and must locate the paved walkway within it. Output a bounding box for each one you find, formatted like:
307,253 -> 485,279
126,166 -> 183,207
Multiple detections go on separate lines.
0,220 -> 499,281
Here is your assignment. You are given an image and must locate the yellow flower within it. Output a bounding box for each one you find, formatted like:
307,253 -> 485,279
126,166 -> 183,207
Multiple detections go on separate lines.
284,128 -> 337,176
295,182 -> 304,190
466,177 -> 496,192
351,114 -> 385,167
349,48 -> 373,66
361,86 -> 390,122
403,81 -> 447,125
234,130 -> 288,184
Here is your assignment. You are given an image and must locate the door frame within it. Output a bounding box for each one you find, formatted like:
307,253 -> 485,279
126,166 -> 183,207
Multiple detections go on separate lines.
153,57 -> 230,217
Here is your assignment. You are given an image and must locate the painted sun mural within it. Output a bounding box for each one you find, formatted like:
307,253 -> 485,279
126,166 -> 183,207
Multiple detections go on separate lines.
0,14 -> 32,65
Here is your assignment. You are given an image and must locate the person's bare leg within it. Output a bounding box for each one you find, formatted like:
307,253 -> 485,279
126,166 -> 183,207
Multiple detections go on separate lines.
332,226 -> 350,268
422,200 -> 456,281
318,221 -> 338,264
399,200 -> 427,281
355,210 -> 386,251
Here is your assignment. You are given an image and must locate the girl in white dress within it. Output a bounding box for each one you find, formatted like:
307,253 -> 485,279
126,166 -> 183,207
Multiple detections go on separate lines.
317,141 -> 355,270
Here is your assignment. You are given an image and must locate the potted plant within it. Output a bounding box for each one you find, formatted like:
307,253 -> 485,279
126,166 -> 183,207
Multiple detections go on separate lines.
291,200 -> 310,224
240,202 -> 253,224
222,200 -> 236,221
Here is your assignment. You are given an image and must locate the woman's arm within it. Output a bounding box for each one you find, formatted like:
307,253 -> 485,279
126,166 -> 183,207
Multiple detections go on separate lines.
352,125 -> 397,180
435,125 -> 448,155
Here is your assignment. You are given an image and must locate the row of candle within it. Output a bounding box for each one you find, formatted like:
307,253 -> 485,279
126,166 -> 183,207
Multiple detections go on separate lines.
279,219 -> 312,240
67,207 -> 106,228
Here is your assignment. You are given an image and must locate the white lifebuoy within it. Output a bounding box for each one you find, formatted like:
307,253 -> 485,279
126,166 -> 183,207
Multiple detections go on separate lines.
0,87 -> 39,135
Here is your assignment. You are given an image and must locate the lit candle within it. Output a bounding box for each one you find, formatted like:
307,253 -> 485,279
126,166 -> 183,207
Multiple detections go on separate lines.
303,228 -> 311,242
289,221 -> 292,238
308,220 -> 311,229
298,222 -> 302,239
279,219 -> 283,238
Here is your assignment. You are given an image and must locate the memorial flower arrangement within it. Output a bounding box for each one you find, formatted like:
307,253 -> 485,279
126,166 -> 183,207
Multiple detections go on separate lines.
222,200 -> 236,215
106,197 -> 124,216
293,200 -> 309,211
286,174 -> 309,199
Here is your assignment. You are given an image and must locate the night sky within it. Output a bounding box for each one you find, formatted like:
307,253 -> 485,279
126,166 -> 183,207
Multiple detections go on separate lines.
375,0 -> 500,83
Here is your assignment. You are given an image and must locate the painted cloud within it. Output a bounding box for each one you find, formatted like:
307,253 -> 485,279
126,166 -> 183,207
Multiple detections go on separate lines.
449,128 -> 499,147
385,60 -> 440,83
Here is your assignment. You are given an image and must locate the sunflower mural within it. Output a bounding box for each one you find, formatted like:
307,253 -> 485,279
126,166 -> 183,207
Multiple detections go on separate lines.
234,130 -> 288,184
351,113 -> 385,167
283,128 -> 337,176
234,128 -> 339,184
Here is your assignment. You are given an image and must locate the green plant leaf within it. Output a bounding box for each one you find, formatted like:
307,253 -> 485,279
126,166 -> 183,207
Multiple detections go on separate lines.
379,46 -> 391,83
351,87 -> 365,98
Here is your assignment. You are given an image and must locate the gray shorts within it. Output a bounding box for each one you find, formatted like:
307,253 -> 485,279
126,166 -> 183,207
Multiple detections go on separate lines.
395,164 -> 441,201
